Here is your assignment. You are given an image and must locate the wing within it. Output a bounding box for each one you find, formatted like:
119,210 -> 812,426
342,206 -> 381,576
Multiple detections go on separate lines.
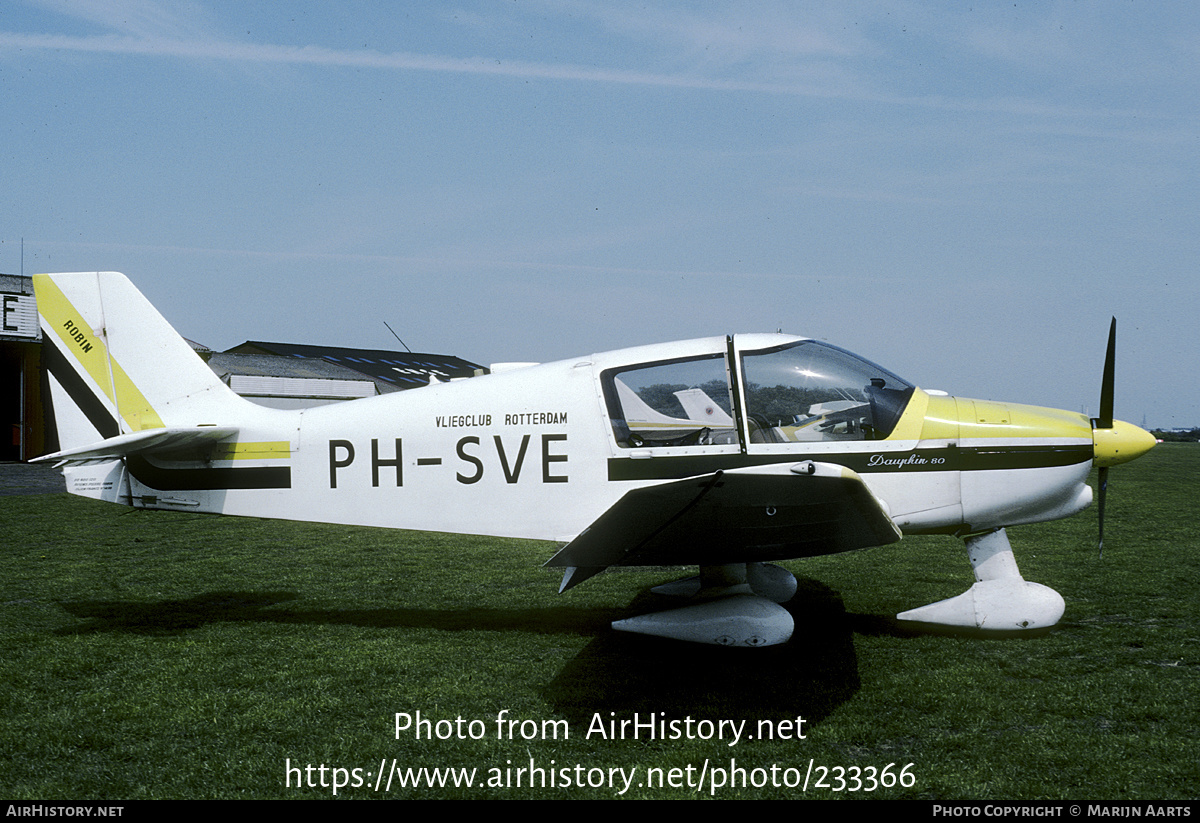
547,461 -> 901,591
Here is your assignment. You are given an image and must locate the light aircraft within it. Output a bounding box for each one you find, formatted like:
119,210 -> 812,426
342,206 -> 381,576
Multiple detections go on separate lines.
32,272 -> 1156,647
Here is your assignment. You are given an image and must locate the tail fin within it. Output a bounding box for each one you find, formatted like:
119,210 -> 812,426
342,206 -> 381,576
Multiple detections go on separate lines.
34,272 -> 249,452
673,388 -> 734,427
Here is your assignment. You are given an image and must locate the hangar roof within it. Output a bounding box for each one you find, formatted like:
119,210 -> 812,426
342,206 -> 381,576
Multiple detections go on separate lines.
226,341 -> 485,389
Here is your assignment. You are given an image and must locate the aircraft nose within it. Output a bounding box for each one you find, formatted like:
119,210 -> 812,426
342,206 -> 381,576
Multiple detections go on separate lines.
1093,419 -> 1157,467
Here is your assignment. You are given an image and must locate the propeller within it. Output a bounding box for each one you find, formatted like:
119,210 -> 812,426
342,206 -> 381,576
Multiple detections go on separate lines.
1089,318 -> 1156,559
1095,318 -> 1116,558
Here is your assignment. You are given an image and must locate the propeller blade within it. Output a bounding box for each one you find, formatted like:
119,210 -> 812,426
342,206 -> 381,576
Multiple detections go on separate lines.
1098,317 -> 1116,430
1097,465 -> 1108,559
1095,318 -> 1116,556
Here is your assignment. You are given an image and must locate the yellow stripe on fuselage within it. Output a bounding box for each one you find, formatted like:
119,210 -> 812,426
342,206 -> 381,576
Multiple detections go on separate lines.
887,389 -> 930,441
33,274 -> 164,432
207,441 -> 292,460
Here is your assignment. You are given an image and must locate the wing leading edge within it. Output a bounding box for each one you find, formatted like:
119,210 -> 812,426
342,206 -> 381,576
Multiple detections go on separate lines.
547,461 -> 901,591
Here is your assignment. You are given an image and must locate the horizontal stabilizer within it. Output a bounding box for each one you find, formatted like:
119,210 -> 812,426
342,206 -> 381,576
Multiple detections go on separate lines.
547,462 -> 900,589
33,426 -> 239,466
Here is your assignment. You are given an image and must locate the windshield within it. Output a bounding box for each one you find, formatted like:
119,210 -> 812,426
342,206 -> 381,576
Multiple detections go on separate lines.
740,341 -> 914,442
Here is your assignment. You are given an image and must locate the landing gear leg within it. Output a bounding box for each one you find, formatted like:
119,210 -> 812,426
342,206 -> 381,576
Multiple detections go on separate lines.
650,562 -> 798,602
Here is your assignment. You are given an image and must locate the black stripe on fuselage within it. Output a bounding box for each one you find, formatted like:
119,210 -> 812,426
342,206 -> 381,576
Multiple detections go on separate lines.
126,456 -> 291,491
42,332 -> 290,491
607,443 -> 1092,482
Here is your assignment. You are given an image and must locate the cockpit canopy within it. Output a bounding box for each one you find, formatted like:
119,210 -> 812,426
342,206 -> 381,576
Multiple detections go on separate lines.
603,339 -> 914,449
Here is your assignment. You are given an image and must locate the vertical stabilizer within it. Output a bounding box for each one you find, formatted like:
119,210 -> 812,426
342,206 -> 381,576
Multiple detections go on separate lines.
34,272 -> 249,452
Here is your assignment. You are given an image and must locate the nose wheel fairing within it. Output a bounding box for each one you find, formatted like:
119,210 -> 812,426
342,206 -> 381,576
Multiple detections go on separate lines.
897,528 -> 1065,632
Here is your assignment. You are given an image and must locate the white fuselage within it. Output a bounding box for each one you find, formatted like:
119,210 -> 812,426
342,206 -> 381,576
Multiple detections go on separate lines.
70,334 -> 1095,552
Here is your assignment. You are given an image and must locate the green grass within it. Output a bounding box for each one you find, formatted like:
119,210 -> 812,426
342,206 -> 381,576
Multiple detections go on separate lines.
2,446 -> 1197,799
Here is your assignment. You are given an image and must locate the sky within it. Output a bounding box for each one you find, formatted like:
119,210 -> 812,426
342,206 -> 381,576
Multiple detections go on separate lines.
2,1 -> 1197,427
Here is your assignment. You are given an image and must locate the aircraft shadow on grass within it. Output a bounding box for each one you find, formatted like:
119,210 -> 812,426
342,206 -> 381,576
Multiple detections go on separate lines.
51,574 -> 929,723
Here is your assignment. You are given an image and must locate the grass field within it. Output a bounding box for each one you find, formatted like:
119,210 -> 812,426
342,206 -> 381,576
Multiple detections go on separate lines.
2,445 -> 1197,799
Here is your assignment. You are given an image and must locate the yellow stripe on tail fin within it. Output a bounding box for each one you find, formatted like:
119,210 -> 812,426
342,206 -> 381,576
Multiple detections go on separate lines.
33,272 -> 250,452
